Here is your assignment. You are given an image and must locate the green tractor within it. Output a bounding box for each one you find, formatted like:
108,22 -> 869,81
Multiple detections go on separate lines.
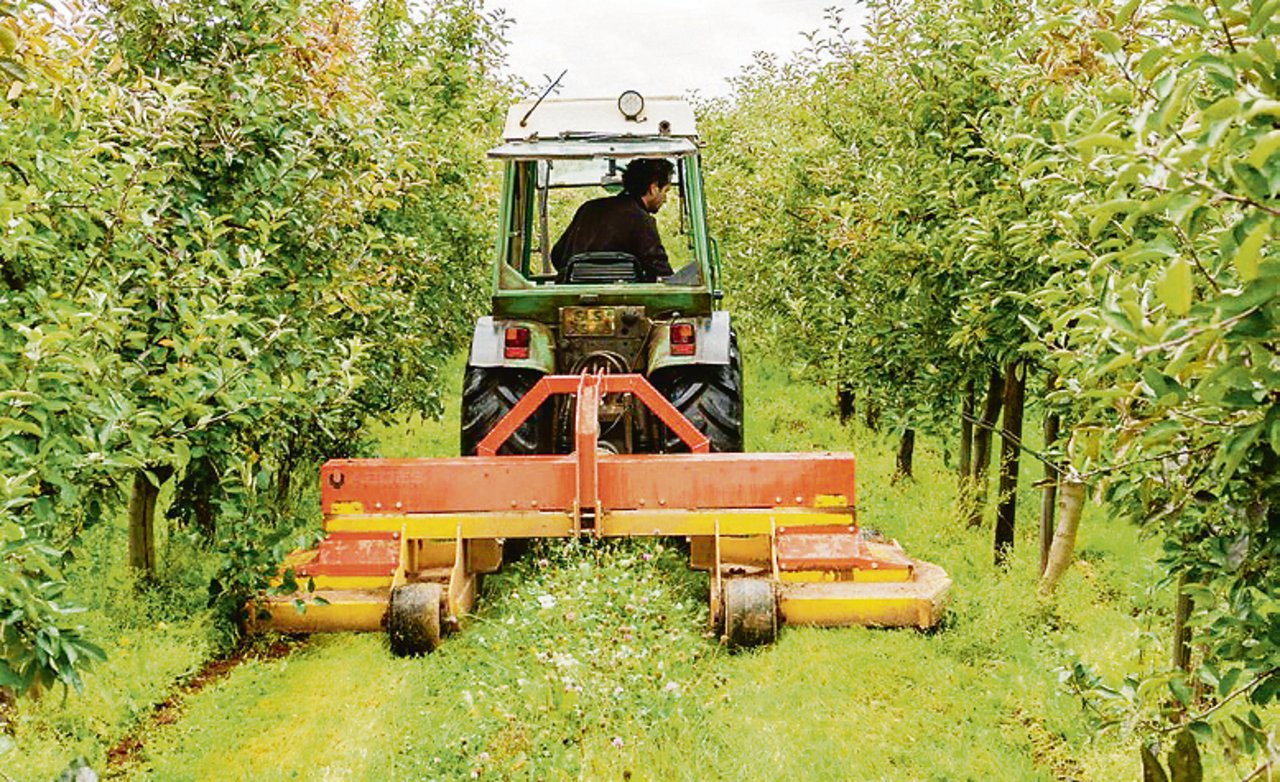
463,93 -> 742,456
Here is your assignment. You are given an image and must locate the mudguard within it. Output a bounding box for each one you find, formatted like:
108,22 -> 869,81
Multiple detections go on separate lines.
468,316 -> 555,373
648,311 -> 732,372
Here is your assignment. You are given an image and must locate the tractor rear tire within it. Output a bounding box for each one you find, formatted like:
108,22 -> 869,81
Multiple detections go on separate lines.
460,365 -> 549,456
651,334 -> 743,452
387,582 -> 443,657
721,578 -> 777,650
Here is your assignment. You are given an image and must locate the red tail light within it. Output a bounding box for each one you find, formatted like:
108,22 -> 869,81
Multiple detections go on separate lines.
670,322 -> 696,356
504,327 -> 530,359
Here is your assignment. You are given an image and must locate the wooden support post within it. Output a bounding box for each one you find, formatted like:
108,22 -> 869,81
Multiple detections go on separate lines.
1038,396 -> 1061,574
1038,475 -> 1084,595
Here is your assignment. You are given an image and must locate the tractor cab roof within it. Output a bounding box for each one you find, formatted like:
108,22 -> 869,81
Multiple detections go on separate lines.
490,95 -> 699,161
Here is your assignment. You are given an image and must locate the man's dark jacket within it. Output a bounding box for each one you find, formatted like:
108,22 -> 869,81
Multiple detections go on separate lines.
550,193 -> 672,280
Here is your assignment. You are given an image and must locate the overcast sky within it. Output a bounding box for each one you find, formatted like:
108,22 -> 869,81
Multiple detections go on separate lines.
482,0 -> 863,100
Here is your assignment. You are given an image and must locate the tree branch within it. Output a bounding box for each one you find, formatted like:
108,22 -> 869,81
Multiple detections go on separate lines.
1208,0 -> 1237,54
1242,757 -> 1273,782
1076,444 -> 1217,480
2,161 -> 30,186
1136,306 -> 1261,359
1157,666 -> 1279,734
1171,223 -> 1222,294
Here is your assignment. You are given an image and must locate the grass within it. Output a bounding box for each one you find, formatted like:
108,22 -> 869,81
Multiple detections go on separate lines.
4,346 -> 1184,780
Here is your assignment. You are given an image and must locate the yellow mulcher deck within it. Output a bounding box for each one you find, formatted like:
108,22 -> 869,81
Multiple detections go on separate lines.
260,373 -> 950,654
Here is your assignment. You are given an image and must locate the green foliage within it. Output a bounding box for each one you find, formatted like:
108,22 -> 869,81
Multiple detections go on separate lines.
0,0 -> 508,696
700,0 -> 1277,769
701,2 -> 1059,439
0,474 -> 104,696
1029,0 -> 1279,758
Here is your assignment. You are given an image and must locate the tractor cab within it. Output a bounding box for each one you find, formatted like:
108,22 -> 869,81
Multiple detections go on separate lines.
487,95 -> 720,314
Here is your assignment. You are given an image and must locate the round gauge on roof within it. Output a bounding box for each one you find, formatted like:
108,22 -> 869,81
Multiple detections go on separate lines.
617,90 -> 645,120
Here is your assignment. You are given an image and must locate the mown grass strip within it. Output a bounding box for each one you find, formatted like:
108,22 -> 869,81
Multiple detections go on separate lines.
3,353 -> 1157,780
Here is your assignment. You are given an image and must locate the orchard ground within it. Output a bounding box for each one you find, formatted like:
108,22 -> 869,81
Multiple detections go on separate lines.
2,346 -> 1190,780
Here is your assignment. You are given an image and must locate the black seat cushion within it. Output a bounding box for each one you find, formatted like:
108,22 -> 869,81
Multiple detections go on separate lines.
557,252 -> 648,284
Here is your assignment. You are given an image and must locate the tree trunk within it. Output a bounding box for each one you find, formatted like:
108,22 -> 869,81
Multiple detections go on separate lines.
276,454 -> 295,511
172,456 -> 218,543
1039,405 -> 1062,574
967,368 -> 1003,527
863,400 -> 881,432
993,360 -> 1026,567
0,685 -> 13,729
128,466 -> 173,576
1038,476 -> 1084,595
1172,572 -> 1193,672
894,428 -> 915,482
837,383 -> 855,425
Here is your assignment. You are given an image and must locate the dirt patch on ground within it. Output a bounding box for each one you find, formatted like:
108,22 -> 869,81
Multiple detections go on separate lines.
105,636 -> 302,774
1005,705 -> 1087,781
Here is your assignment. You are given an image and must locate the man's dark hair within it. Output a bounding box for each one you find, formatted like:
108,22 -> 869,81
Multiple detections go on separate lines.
621,158 -> 674,196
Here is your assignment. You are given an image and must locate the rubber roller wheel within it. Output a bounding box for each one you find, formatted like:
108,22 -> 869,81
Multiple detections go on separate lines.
387,582 -> 443,657
721,578 -> 777,650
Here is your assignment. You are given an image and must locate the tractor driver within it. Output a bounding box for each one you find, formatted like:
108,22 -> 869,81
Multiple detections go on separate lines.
550,157 -> 675,281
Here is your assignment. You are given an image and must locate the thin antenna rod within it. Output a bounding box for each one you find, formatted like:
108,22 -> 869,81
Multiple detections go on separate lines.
520,69 -> 568,128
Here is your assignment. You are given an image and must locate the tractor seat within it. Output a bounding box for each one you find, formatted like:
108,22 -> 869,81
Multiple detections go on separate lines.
557,252 -> 649,284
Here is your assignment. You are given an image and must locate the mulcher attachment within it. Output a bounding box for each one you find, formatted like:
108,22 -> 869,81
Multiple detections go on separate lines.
259,372 -> 950,654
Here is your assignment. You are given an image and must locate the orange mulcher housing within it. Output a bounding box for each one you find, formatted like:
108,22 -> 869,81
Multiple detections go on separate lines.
259,372 -> 950,655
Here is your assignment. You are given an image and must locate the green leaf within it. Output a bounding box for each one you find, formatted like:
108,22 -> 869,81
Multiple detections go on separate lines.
0,660 -> 20,689
1233,221 -> 1269,281
1156,258 -> 1194,315
1143,367 -> 1184,401
1093,30 -> 1124,54
0,57 -> 24,82
1198,96 -> 1239,121
1217,276 -> 1280,317
1251,671 -> 1280,704
1141,743 -> 1170,782
1116,0 -> 1141,25
1249,0 -> 1280,34
1247,130 -> 1280,168
1186,720 -> 1212,742
1229,163 -> 1272,203
0,416 -> 41,437
171,439 -> 191,470
1218,667 -> 1243,697
1159,5 -> 1210,28
78,639 -> 106,663
0,26 -> 15,57
1154,78 -> 1192,131
1138,46 -> 1172,78
1220,421 -> 1265,479
1075,132 -> 1130,152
